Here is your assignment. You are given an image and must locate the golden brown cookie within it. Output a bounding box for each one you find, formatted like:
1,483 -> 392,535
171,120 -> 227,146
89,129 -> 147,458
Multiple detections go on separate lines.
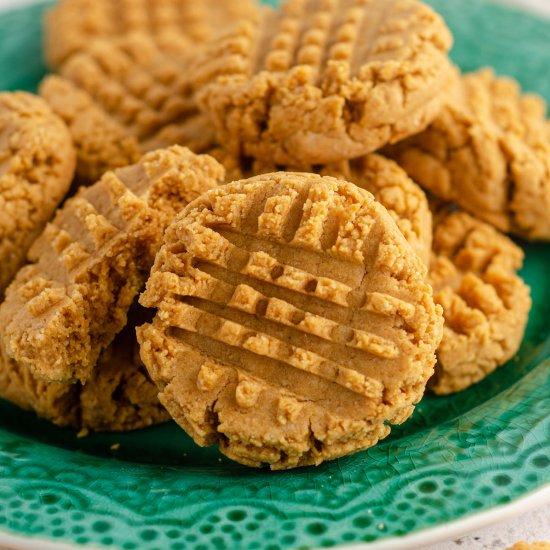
44,0 -> 262,69
0,146 -> 224,384
195,0 -> 453,166
0,306 -> 169,432
40,34 -> 217,182
0,92 -> 76,298
212,152 -> 433,266
322,155 -> 433,266
429,208 -> 531,395
138,172 -> 443,469
79,305 -> 171,432
0,344 -> 78,427
388,68 -> 550,240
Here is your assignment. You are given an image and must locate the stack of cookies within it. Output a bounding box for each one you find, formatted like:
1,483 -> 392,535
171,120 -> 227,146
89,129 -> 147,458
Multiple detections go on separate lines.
0,0 -> 543,469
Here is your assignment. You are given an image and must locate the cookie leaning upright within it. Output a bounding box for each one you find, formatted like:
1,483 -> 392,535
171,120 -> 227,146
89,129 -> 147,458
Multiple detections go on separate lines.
40,34 -> 217,183
44,0 -> 262,69
195,0 -> 454,166
0,92 -> 75,297
429,207 -> 531,395
0,146 -> 224,384
138,172 -> 443,469
389,68 -> 550,240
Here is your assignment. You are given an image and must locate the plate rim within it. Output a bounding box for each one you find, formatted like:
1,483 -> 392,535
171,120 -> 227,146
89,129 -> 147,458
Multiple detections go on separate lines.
340,485 -> 550,550
0,485 -> 548,550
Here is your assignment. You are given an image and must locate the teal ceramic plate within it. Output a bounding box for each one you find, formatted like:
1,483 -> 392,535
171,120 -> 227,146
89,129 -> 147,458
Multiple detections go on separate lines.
0,1 -> 549,549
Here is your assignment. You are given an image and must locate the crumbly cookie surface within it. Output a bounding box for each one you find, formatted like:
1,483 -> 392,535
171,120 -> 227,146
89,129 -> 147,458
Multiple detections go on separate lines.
429,207 -> 531,395
138,172 -> 443,469
212,152 -> 433,265
45,0 -> 261,69
196,0 -> 453,166
80,309 -> 170,432
322,155 -> 432,266
0,92 -> 76,297
0,146 -> 224,384
0,307 -> 169,432
389,68 -> 550,240
0,343 -> 78,427
40,35 -> 217,182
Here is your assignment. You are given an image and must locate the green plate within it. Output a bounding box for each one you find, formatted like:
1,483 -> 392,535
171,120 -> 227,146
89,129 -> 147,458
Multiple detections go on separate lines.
1,1 -> 549,549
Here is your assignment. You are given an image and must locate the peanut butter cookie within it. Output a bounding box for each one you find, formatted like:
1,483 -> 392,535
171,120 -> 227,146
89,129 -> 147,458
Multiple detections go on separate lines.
196,0 -> 453,166
0,344 -> 78,427
389,68 -> 550,240
40,34 -> 217,182
429,208 -> 531,395
0,306 -> 169,432
138,172 -> 443,469
0,146 -> 224,384
45,0 -> 261,69
212,152 -> 433,266
0,92 -> 75,298
79,305 -> 171,432
322,155 -> 433,266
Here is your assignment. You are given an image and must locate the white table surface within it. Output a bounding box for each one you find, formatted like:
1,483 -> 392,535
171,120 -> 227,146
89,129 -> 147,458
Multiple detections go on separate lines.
0,0 -> 548,549
426,504 -> 550,550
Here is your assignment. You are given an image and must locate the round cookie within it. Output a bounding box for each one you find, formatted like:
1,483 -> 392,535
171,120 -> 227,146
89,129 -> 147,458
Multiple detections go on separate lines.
388,68 -> 550,241
45,0 -> 261,69
429,207 -> 531,395
0,307 -> 169,432
40,34 -> 217,183
138,172 -> 443,469
195,0 -> 454,166
0,146 -> 224,384
0,92 -> 75,298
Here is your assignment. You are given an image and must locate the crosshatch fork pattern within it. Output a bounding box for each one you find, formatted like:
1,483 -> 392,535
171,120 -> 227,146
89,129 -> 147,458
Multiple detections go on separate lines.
194,0 -> 454,166
40,34 -> 217,182
138,172 -> 442,468
44,0 -> 261,67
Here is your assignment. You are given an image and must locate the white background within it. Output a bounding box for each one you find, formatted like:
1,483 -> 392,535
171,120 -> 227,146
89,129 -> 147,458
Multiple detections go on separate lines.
0,0 -> 548,15
0,0 -> 548,549
496,0 -> 550,15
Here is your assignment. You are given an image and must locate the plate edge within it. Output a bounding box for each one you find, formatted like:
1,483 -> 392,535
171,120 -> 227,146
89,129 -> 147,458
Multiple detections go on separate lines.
0,531 -> 99,550
332,484 -> 550,550
1,485 -> 547,550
